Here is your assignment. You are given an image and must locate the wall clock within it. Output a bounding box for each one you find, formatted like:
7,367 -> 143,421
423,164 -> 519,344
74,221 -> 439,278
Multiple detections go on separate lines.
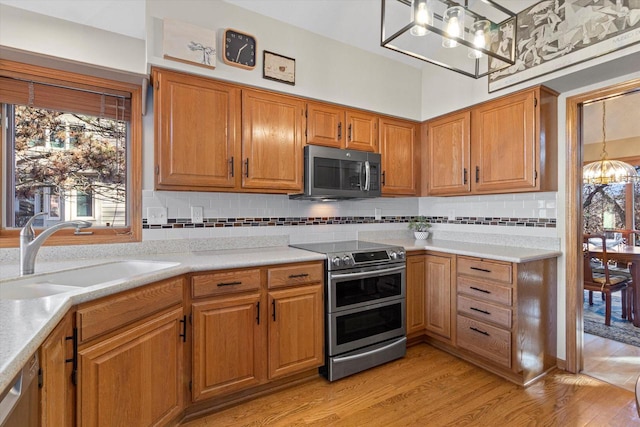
223,28 -> 257,70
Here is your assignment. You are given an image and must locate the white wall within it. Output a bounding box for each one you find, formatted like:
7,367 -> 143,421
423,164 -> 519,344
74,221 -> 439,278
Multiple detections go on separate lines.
145,0 -> 422,120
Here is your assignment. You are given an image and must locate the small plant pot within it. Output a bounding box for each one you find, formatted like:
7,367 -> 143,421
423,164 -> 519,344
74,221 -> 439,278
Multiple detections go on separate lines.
414,231 -> 430,240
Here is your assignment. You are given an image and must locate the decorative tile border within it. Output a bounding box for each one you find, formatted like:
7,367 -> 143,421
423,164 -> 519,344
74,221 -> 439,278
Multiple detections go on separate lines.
142,216 -> 556,229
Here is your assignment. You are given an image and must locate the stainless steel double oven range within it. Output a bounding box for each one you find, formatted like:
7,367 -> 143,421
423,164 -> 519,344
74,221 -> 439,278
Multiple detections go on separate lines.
290,240 -> 406,381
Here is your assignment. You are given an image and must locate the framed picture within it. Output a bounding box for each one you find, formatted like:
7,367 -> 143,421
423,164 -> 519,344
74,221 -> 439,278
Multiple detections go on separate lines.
488,0 -> 640,92
163,18 -> 216,69
263,51 -> 295,85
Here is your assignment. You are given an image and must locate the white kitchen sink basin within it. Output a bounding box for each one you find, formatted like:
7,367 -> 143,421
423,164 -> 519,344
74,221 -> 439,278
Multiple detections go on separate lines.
0,260 -> 180,300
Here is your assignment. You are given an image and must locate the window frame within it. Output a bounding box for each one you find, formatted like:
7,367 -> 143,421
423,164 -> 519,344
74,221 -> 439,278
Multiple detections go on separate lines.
0,59 -> 142,248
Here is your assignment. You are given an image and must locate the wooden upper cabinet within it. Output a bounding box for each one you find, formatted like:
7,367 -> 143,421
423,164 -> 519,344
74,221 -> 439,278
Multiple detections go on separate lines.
242,89 -> 304,192
306,102 -> 344,148
153,68 -> 241,190
425,86 -> 557,196
345,110 -> 378,152
426,111 -> 471,196
379,117 -> 418,196
472,89 -> 537,193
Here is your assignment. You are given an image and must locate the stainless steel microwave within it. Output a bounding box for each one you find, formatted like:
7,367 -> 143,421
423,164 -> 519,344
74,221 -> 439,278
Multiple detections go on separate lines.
289,145 -> 381,200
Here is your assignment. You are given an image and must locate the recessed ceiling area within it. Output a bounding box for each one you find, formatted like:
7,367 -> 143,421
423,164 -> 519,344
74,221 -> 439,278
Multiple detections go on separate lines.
583,91 -> 640,146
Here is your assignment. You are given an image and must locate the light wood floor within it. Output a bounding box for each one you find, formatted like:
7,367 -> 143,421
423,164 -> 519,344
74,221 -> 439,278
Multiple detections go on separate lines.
584,333 -> 640,392
181,344 -> 639,426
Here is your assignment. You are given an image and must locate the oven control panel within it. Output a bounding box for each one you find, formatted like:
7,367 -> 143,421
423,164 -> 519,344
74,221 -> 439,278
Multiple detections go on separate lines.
328,249 -> 405,270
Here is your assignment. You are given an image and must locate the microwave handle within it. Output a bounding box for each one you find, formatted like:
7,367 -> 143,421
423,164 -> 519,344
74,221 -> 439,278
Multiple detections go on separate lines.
363,161 -> 370,192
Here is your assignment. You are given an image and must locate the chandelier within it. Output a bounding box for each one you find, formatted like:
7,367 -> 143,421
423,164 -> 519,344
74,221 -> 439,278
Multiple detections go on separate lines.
381,0 -> 517,78
582,101 -> 639,185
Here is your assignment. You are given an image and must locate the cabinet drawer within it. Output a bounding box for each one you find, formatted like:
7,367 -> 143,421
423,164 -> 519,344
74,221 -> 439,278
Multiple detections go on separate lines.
457,315 -> 511,368
457,295 -> 512,329
457,276 -> 512,306
457,257 -> 512,284
192,269 -> 261,298
77,277 -> 183,344
268,262 -> 323,289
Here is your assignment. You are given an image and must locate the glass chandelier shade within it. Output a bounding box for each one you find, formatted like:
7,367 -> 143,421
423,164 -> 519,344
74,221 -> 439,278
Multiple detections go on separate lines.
582,101 -> 639,185
381,0 -> 517,78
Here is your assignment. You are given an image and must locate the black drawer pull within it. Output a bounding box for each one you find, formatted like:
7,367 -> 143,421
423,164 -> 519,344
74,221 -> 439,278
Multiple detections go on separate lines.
470,307 -> 491,315
217,281 -> 242,287
289,273 -> 309,279
470,266 -> 492,273
470,327 -> 489,336
470,286 -> 491,294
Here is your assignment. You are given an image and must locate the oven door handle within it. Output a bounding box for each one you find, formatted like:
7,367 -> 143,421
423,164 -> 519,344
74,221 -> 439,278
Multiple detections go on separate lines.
330,265 -> 405,280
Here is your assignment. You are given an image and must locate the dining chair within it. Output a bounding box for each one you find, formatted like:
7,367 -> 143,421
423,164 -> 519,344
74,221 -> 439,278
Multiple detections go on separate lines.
583,234 -> 633,326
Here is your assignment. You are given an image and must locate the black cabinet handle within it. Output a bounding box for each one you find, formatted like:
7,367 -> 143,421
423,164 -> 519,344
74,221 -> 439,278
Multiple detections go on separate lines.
348,124 -> 352,141
470,327 -> 489,336
272,300 -> 276,321
217,281 -> 242,287
229,157 -> 234,178
256,301 -> 260,325
381,171 -> 386,186
470,267 -> 491,273
463,168 -> 467,184
179,315 -> 187,342
470,286 -> 491,294
244,158 -> 249,177
289,273 -> 309,279
65,328 -> 78,385
475,166 -> 480,183
338,122 -> 342,140
470,307 -> 491,315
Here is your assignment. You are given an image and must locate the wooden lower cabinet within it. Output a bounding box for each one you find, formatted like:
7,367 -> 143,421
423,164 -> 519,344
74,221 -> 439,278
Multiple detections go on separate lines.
424,253 -> 455,343
268,284 -> 324,379
77,307 -> 184,427
406,254 -> 427,336
40,312 -> 74,427
191,292 -> 264,401
190,261 -> 324,406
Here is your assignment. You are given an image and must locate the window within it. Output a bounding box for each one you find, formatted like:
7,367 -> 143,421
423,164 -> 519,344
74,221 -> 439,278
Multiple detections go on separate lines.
0,60 -> 141,247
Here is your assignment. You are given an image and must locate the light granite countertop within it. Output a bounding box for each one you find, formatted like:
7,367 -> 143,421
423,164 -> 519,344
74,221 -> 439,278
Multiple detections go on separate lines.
0,239 -> 560,393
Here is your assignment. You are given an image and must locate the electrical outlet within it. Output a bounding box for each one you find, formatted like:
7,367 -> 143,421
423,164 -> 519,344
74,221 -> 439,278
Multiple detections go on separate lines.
147,207 -> 168,225
191,206 -> 204,223
448,210 -> 456,221
374,208 -> 382,221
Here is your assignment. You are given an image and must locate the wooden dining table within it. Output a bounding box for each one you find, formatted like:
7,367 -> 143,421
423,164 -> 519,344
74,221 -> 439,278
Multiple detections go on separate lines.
591,244 -> 640,327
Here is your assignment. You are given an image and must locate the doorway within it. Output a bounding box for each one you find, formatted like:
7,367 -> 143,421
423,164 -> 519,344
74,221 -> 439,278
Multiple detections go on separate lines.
565,78 -> 640,382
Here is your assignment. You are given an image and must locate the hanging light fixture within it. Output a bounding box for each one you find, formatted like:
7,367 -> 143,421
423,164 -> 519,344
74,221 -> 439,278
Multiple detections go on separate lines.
583,101 -> 639,184
381,0 -> 517,78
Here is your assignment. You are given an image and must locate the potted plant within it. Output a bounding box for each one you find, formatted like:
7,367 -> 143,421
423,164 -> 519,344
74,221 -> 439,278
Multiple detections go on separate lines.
408,216 -> 432,240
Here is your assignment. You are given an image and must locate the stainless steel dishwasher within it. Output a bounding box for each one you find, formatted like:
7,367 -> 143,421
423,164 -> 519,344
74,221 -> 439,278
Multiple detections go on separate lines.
0,353 -> 39,427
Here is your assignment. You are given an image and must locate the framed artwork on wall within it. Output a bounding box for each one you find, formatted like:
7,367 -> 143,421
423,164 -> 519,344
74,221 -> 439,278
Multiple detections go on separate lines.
163,19 -> 216,69
489,0 -> 640,92
263,51 -> 295,85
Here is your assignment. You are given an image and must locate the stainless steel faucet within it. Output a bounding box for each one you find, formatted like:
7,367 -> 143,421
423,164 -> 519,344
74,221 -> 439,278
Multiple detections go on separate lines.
20,212 -> 92,276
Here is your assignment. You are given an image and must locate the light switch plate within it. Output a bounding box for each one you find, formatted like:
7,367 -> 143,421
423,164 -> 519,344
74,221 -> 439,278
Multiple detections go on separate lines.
147,207 -> 168,225
191,206 -> 204,223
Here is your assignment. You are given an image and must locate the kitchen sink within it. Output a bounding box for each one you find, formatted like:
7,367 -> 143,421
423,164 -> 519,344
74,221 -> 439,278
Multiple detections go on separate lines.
0,260 -> 180,300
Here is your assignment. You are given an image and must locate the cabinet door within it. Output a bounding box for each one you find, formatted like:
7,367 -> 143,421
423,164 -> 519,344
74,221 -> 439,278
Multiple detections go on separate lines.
268,284 -> 324,379
154,68 -> 241,190
191,293 -> 264,401
40,313 -> 74,427
379,117 -> 417,196
471,89 -> 537,193
306,102 -> 344,148
426,111 -> 471,196
425,254 -> 454,342
242,90 -> 304,191
345,110 -> 378,152
77,307 -> 184,427
406,255 -> 426,335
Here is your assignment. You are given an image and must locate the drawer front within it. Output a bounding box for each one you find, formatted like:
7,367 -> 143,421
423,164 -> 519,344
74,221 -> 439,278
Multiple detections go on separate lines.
457,276 -> 512,306
457,315 -> 511,368
77,277 -> 183,344
267,262 -> 323,289
457,257 -> 512,284
457,295 -> 512,329
192,269 -> 261,298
